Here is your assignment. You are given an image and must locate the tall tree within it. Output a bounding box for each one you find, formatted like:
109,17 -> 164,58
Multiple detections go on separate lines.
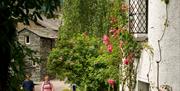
0,0 -> 61,90
62,0 -> 110,37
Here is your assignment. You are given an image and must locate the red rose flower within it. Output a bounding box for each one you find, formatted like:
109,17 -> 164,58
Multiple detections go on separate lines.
123,58 -> 129,65
107,44 -> 113,53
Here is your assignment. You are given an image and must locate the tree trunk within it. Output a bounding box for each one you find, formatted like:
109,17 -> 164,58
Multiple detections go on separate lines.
0,50 -> 11,91
0,8 -> 16,91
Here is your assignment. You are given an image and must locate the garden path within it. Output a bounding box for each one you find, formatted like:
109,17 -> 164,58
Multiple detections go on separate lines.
34,80 -> 70,91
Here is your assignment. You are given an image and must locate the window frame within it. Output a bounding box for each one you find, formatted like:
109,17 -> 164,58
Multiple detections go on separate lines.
128,0 -> 148,34
25,35 -> 30,44
32,60 -> 38,67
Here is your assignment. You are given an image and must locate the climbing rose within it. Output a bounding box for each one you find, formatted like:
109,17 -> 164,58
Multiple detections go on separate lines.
107,79 -> 115,86
109,28 -> 116,33
110,17 -> 117,24
127,53 -> 133,61
103,35 -> 109,45
107,44 -> 113,53
121,4 -> 129,12
119,41 -> 123,48
112,31 -> 118,37
111,27 -> 120,38
123,58 -> 129,65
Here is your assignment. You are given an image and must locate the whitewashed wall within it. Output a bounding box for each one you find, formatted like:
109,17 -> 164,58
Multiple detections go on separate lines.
137,0 -> 180,91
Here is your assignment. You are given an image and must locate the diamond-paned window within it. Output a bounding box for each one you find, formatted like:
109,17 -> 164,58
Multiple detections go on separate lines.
129,0 -> 148,34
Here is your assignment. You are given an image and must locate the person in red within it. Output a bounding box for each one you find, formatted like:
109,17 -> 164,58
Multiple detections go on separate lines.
41,75 -> 54,91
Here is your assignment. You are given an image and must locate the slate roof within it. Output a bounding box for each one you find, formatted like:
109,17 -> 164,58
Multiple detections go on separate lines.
17,16 -> 61,39
19,28 -> 58,39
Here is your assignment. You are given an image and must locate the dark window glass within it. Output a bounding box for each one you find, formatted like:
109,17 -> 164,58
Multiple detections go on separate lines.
25,36 -> 30,44
129,0 -> 148,34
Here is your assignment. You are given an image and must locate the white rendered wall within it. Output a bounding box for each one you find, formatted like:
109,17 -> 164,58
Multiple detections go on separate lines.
137,0 -> 180,91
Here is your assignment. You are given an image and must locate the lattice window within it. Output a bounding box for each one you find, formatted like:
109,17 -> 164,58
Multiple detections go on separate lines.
129,0 -> 148,34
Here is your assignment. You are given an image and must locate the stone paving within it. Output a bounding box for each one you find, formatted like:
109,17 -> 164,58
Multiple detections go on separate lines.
34,80 -> 70,91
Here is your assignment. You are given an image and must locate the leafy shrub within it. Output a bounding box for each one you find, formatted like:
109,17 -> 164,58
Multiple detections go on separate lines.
48,33 -> 122,91
48,0 -> 142,91
62,88 -> 71,91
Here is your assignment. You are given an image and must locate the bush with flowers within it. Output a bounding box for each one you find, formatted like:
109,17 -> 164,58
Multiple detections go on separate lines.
48,33 -> 122,91
101,28 -> 142,90
48,0 -> 142,91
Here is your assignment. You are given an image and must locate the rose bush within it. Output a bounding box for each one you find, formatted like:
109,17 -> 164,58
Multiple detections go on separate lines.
48,0 -> 142,91
48,33 -> 122,91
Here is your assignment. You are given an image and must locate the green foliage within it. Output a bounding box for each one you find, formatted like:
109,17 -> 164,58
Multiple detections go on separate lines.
0,0 -> 61,90
0,0 -> 61,24
8,42 -> 26,91
48,0 -> 142,91
62,88 -> 71,91
8,42 -> 39,91
62,0 -> 110,36
48,34 -> 122,91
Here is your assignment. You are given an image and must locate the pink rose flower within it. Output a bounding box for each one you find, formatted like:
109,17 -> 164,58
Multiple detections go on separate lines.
107,44 -> 113,53
103,35 -> 109,45
107,79 -> 115,85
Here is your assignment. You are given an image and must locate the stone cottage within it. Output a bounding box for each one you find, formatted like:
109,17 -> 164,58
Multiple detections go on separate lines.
17,18 -> 60,81
126,0 -> 180,91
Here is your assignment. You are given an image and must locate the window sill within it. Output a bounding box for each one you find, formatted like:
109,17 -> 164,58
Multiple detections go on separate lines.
133,34 -> 148,41
25,43 -> 30,45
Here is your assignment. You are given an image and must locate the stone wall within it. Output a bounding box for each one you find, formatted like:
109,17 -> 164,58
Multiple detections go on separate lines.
18,29 -> 56,81
40,37 -> 55,79
18,29 -> 41,81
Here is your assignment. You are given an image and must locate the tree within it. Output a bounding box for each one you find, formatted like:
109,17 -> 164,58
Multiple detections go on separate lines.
0,0 -> 61,90
62,0 -> 110,37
